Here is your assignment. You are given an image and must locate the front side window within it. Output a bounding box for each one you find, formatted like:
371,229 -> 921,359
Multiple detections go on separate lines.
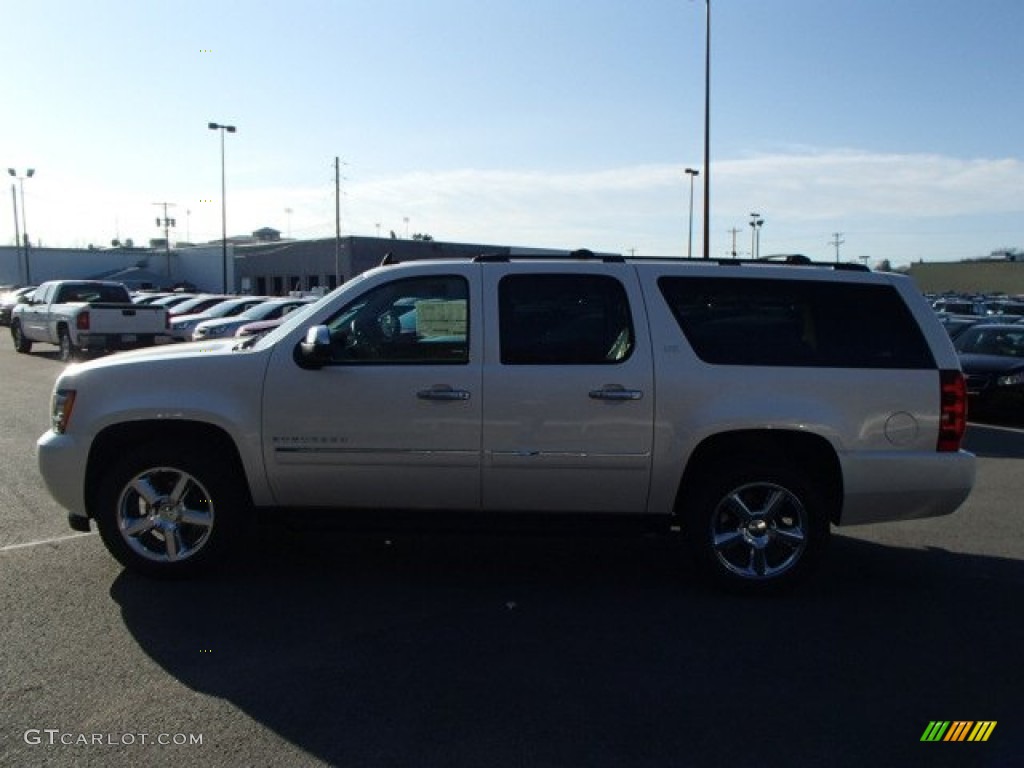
322,275 -> 468,364
499,274 -> 634,365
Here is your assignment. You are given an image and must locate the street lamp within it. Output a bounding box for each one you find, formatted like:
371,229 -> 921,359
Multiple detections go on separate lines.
702,0 -> 711,259
749,212 -> 764,259
685,168 -> 699,259
8,168 -> 35,283
208,122 -> 236,292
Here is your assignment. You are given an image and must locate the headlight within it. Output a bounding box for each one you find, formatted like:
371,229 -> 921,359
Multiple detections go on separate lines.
52,388 -> 77,434
996,372 -> 1024,387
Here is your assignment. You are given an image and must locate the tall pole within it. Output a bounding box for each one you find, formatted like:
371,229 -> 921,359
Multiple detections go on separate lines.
8,168 -> 34,283
702,0 -> 711,259
10,185 -> 22,282
208,122 -> 236,292
685,168 -> 699,259
153,202 -> 176,278
335,156 -> 341,286
830,232 -> 845,263
750,213 -> 759,259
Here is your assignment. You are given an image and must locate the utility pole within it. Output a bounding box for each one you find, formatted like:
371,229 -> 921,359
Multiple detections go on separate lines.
153,202 -> 177,278
728,227 -> 741,259
830,232 -> 845,263
334,157 -> 342,287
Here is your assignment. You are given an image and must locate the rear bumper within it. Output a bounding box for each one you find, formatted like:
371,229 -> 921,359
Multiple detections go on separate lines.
77,333 -> 170,350
838,449 -> 975,526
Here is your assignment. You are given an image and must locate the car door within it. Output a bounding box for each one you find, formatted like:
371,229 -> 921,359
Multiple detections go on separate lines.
262,265 -> 483,510
20,282 -> 52,339
481,264 -> 655,513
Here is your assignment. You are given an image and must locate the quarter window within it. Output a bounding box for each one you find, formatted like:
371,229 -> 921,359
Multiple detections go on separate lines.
499,274 -> 634,365
322,275 -> 468,364
658,277 -> 935,369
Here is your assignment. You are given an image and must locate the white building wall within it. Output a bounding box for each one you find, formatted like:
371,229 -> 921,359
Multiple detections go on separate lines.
0,245 -> 234,291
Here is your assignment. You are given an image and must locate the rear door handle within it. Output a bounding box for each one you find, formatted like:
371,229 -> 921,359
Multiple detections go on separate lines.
589,386 -> 643,401
417,386 -> 471,401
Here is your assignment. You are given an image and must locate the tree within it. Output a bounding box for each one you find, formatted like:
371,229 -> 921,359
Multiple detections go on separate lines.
411,233 -> 434,241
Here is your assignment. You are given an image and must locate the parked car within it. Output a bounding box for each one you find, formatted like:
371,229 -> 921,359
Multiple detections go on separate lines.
0,286 -> 36,326
953,323 -> 1024,415
169,296 -> 269,341
148,293 -> 198,310
166,294 -> 231,318
132,292 -> 173,305
192,297 -> 314,340
11,280 -> 168,361
37,254 -> 974,592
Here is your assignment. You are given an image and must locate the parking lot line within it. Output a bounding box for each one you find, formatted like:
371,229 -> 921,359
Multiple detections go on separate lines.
0,531 -> 95,553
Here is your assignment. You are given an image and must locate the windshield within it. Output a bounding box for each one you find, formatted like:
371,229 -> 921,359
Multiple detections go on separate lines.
955,327 -> 1024,357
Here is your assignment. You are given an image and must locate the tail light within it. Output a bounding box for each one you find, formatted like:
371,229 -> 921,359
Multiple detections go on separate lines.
76,311 -> 90,331
938,370 -> 967,452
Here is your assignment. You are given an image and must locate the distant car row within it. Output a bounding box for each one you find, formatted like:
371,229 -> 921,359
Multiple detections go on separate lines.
930,298 -> 1024,422
138,290 -> 321,341
3,282 -> 323,361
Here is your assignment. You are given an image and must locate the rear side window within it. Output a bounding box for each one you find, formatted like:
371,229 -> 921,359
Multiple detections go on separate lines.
499,274 -> 634,365
658,277 -> 935,369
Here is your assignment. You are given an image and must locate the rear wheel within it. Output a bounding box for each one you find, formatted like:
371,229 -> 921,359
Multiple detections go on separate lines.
94,442 -> 247,578
682,460 -> 830,593
58,327 -> 76,362
11,321 -> 31,353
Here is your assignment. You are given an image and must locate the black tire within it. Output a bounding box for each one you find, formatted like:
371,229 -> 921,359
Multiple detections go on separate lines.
11,321 -> 32,353
94,442 -> 248,578
58,327 -> 76,363
682,460 -> 830,594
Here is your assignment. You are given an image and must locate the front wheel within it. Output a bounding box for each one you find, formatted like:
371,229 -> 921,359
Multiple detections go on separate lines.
11,321 -> 32,353
682,461 -> 830,593
94,442 -> 248,578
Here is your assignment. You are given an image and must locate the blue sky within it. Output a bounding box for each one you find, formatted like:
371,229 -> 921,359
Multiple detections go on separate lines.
2,0 -> 1021,266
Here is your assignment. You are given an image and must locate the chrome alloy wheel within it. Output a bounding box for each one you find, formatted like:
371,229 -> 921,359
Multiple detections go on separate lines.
116,466 -> 215,563
710,482 -> 808,580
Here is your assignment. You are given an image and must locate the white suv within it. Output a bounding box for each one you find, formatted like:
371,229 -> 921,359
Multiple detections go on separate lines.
37,254 -> 974,591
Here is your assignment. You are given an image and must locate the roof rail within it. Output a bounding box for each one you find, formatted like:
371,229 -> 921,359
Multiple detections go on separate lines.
620,255 -> 871,272
474,249 -> 625,264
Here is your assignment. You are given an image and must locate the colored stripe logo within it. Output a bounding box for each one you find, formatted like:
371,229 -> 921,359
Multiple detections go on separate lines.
921,721 -> 997,742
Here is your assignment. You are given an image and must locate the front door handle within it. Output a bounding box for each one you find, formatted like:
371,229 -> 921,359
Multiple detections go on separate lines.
417,386 -> 471,401
589,386 -> 643,401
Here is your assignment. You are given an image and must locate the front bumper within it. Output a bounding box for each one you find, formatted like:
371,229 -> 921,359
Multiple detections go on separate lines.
37,430 -> 89,524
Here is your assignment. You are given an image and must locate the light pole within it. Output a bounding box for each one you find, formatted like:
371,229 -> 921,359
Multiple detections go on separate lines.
208,122 -> 236,292
702,0 -> 711,259
8,168 -> 35,283
685,168 -> 699,259
749,212 -> 763,259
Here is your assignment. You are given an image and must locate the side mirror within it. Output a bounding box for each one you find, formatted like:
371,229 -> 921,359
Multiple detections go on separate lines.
296,325 -> 332,369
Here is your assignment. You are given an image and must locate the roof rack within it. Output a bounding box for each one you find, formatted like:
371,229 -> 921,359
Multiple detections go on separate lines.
474,249 -> 625,264
630,256 -> 871,271
378,249 -> 870,272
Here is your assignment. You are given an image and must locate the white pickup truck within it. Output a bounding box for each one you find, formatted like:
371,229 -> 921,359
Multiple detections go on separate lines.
11,280 -> 168,361
36,254 -> 975,591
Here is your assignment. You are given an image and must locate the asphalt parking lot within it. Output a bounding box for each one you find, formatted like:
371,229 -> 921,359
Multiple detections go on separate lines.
1,342 -> 1022,768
